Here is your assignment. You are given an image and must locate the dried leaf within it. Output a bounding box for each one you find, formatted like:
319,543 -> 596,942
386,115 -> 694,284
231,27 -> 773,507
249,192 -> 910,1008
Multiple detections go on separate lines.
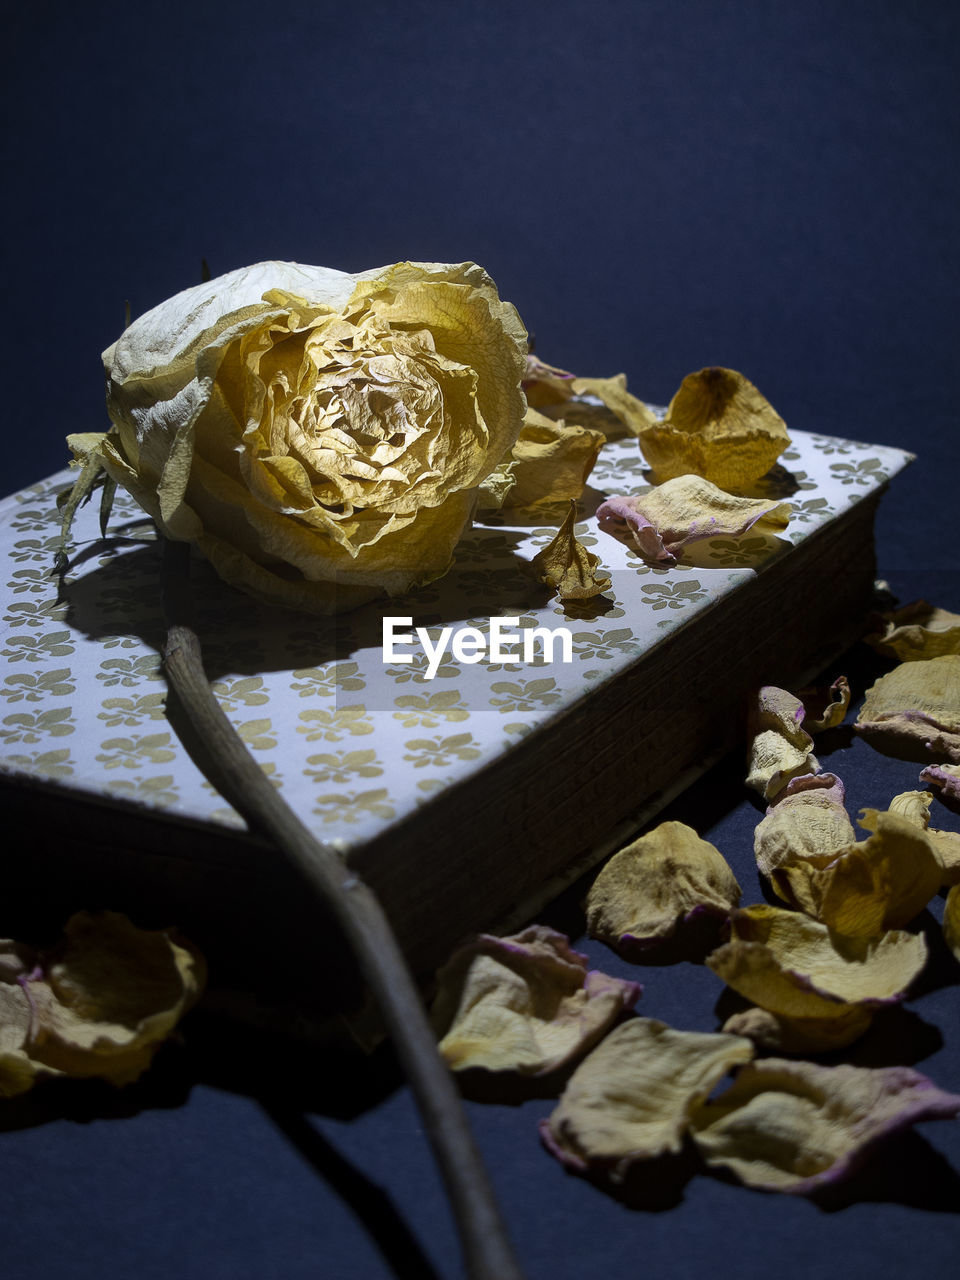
539,1017 -> 753,1179
690,1058 -> 960,1193
706,904 -> 927,1022
855,655 -> 960,762
865,600 -> 960,661
586,821 -> 741,955
431,925 -> 641,1076
597,475 -> 789,568
636,367 -> 791,490
531,500 -> 611,600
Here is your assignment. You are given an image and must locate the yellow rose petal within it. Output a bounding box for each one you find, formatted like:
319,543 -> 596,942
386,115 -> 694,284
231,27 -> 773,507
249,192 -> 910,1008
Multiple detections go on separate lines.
586,821 -> 741,956
485,408 -> 604,509
944,884 -> 960,962
540,1017 -> 753,1180
746,686 -> 819,802
754,774 -> 854,896
722,1004 -> 874,1054
865,600 -> 960,661
706,904 -> 927,1021
890,788 -> 960,886
856,655 -> 960,762
690,1058 -> 960,1193
431,925 -> 640,1076
636,367 -> 791,490
531,500 -> 611,600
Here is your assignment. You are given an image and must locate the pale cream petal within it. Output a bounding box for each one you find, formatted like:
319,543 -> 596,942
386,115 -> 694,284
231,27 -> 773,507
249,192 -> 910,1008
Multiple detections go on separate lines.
586,821 -> 741,955
487,408 -> 604,508
865,600 -> 960,661
746,686 -> 819,801
721,1004 -> 874,1053
690,1058 -> 960,1193
706,904 -> 928,1021
431,926 -> 640,1076
754,774 -> 854,891
944,884 -> 960,962
531,500 -> 611,600
636,367 -> 791,490
855,655 -> 960,762
540,1018 -> 753,1179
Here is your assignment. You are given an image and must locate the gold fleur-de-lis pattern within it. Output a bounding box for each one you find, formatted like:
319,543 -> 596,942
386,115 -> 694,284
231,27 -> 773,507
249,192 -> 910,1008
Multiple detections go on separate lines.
0,429 -> 911,847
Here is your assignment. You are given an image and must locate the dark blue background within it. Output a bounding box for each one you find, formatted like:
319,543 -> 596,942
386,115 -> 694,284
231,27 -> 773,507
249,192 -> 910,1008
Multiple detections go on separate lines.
3,3 -> 959,1278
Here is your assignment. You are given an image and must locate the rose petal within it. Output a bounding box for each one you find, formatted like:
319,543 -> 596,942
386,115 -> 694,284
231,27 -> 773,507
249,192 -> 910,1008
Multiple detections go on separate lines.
754,773 -> 854,890
690,1058 -> 960,1193
431,925 -> 641,1076
540,1017 -> 753,1179
921,761 -> 960,808
944,884 -> 960,963
721,1004 -> 874,1054
635,366 -> 791,489
531,500 -> 611,600
855,655 -> 960,762
865,600 -> 960,662
485,408 -> 604,509
706,904 -> 928,1021
586,821 -> 741,955
797,676 -> 851,732
890,788 -> 960,886
746,686 -> 820,801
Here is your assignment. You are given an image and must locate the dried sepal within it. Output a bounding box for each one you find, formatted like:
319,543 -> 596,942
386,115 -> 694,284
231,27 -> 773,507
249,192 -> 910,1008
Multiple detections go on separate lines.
706,904 -> 927,1022
746,686 -> 820,802
865,600 -> 960,662
585,821 -> 741,955
539,1017 -> 753,1180
431,925 -> 641,1076
944,884 -> 960,963
482,408 -> 604,509
921,761 -> 960,809
531,500 -> 611,600
636,367 -> 791,490
721,1003 -> 874,1054
597,475 -> 790,568
754,773 -> 854,891
855,655 -> 960,762
775,808 -> 944,936
690,1058 -> 960,1194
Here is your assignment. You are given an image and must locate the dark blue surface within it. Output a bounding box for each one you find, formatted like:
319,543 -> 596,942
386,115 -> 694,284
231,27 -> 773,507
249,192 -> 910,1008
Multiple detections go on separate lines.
2,3 -> 959,1278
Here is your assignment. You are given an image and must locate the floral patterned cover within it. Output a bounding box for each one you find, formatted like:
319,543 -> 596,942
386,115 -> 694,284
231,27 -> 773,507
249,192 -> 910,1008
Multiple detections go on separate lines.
0,430 -> 911,850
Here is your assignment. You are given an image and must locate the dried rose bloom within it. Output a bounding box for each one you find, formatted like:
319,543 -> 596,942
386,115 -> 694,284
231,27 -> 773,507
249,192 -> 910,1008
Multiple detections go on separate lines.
746,686 -> 820,802
635,367 -> 791,490
539,1017 -> 753,1180
531,500 -> 611,601
690,1058 -> 960,1194
772,807 -> 945,936
1,912 -> 204,1097
585,821 -> 741,956
70,260 -> 528,613
706,904 -> 928,1024
855,655 -> 960,762
523,354 -> 657,440
596,475 -> 789,568
479,407 -> 605,510
865,600 -> 960,662
430,925 -> 640,1076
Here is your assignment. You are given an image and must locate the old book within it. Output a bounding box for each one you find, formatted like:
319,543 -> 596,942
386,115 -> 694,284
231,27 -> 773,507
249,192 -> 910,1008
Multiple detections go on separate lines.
0,428 -> 910,1019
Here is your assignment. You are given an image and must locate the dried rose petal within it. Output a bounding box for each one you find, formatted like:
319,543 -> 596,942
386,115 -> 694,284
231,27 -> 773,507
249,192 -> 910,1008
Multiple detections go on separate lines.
531,500 -> 611,601
754,773 -> 854,890
690,1058 -> 960,1193
856,655 -> 960,762
865,600 -> 960,662
523,354 -> 657,440
721,1004 -> 874,1054
586,821 -> 741,955
746,686 -> 820,801
775,808 -> 944,935
597,475 -> 789,568
706,904 -> 927,1022
798,676 -> 851,732
540,1017 -> 753,1180
636,366 -> 791,490
431,925 -> 640,1076
890,788 -> 960,886
921,761 -> 960,808
944,884 -> 960,963
480,408 -> 605,510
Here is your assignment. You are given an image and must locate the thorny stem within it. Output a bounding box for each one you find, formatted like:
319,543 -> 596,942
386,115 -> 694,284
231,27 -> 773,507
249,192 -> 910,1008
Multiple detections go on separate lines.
159,538 -> 525,1280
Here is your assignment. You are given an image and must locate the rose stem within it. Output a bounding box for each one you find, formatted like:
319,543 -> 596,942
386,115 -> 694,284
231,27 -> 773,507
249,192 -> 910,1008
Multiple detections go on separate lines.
159,538 -> 525,1280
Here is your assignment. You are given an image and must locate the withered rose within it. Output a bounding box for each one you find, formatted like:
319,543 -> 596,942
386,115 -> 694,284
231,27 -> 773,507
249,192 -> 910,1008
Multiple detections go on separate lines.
74,260 -> 528,613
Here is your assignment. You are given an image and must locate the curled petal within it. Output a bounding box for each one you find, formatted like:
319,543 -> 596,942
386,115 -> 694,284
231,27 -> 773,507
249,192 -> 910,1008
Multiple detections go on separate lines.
865,600 -> 960,662
483,408 -> 604,509
431,925 -> 641,1076
721,1004 -> 874,1054
523,355 -> 657,440
636,366 -> 791,489
746,686 -> 819,801
586,821 -> 741,955
540,1017 -> 753,1179
921,761 -> 960,809
798,676 -> 851,732
706,904 -> 927,1021
855,655 -> 960,763
531,500 -> 611,601
754,773 -> 854,889
890,788 -> 960,887
690,1058 -> 960,1193
597,475 -> 789,568
944,884 -> 960,963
